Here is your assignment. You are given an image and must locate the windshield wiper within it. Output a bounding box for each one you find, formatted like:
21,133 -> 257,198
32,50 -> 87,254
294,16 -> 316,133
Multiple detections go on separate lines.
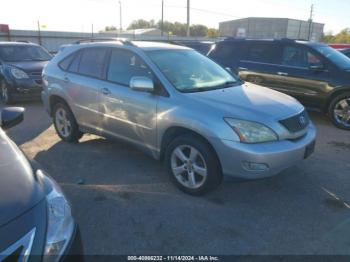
181,81 -> 239,93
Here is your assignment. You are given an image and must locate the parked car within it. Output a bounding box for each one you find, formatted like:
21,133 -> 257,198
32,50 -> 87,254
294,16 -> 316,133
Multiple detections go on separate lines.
0,41 -> 52,104
340,48 -> 350,59
0,107 -> 81,260
42,40 -> 316,195
208,38 -> 350,130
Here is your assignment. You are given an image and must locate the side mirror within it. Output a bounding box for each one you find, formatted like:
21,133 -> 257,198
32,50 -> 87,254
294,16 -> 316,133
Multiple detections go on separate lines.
130,76 -> 154,93
1,107 -> 25,130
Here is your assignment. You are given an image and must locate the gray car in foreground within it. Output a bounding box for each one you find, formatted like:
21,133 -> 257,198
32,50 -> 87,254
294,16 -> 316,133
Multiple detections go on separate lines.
0,107 -> 81,261
42,40 -> 317,195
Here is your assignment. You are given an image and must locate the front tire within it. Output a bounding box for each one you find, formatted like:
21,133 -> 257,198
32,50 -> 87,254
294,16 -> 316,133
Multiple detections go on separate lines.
53,102 -> 83,142
1,80 -> 13,104
328,92 -> 350,130
164,134 -> 222,195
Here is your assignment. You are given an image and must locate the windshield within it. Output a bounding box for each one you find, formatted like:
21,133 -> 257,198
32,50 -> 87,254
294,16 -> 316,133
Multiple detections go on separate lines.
147,49 -> 238,92
314,46 -> 350,70
0,45 -> 52,62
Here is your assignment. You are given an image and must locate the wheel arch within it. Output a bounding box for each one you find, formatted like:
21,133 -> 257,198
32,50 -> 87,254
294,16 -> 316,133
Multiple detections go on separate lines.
159,126 -> 222,172
324,88 -> 350,113
49,95 -> 70,117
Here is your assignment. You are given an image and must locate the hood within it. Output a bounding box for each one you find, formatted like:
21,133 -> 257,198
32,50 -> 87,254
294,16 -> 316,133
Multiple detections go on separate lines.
0,130 -> 45,227
7,61 -> 48,73
186,82 -> 304,121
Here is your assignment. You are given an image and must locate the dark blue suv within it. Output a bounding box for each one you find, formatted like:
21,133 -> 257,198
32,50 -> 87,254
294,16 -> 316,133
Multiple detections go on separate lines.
0,42 -> 52,104
208,38 -> 350,130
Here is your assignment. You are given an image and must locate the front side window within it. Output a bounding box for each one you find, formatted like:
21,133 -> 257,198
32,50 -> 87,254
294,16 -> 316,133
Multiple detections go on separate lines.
282,46 -> 322,68
0,45 -> 51,62
78,48 -> 108,78
107,49 -> 153,86
147,49 -> 238,93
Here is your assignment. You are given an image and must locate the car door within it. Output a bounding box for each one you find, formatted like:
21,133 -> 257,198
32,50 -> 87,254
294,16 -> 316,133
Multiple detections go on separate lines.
99,48 -> 158,151
238,41 -> 283,89
63,48 -> 108,133
273,44 -> 332,107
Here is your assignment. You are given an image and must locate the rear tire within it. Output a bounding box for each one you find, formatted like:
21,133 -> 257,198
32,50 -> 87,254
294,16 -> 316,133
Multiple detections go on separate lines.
1,79 -> 14,105
328,92 -> 350,130
164,134 -> 222,196
53,102 -> 83,142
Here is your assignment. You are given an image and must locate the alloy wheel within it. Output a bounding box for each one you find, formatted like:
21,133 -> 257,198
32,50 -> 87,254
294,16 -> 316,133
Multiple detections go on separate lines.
333,98 -> 350,128
170,145 -> 208,189
55,108 -> 72,138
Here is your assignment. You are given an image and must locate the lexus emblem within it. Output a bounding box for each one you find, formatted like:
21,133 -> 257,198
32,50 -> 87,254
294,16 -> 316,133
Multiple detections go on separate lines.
299,115 -> 306,126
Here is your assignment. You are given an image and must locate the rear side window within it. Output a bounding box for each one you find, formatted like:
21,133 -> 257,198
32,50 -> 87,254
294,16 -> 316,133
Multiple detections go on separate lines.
78,48 -> 108,78
68,51 -> 82,73
246,43 -> 275,63
210,42 -> 241,61
59,53 -> 76,71
107,49 -> 153,86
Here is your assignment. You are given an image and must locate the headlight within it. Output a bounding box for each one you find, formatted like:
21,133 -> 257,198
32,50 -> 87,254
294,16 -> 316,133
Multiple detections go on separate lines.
10,67 -> 29,79
225,118 -> 278,143
36,170 -> 75,261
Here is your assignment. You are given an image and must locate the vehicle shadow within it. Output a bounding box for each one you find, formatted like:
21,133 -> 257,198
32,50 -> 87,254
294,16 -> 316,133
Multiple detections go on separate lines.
0,100 -> 52,145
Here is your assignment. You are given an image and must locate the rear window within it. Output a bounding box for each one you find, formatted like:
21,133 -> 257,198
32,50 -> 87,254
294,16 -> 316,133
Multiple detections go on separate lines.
78,48 -> 108,78
209,42 -> 243,63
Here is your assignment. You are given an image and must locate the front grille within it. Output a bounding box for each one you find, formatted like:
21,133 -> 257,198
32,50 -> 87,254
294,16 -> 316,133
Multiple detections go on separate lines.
279,110 -> 310,133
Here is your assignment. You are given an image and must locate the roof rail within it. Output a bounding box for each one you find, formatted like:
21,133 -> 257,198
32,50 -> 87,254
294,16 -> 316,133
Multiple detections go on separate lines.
15,40 -> 32,43
74,37 -> 135,46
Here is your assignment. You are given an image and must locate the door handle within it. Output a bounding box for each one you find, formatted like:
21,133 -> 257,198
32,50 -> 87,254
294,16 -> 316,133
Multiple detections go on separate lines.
101,87 -> 111,95
238,67 -> 248,71
277,72 -> 289,76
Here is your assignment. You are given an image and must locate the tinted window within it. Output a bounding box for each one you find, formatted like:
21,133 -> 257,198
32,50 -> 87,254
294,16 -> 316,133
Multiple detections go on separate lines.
59,53 -> 76,71
282,45 -> 322,68
246,43 -> 274,63
68,51 -> 81,73
107,49 -> 153,86
78,48 -> 108,78
210,42 -> 241,61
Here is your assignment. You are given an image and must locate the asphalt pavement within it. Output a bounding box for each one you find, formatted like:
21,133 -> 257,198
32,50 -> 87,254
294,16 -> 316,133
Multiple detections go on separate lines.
1,101 -> 350,255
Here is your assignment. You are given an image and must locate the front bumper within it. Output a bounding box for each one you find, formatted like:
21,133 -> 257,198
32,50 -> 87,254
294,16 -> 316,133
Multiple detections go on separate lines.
7,80 -> 42,100
211,124 -> 317,179
60,225 -> 84,262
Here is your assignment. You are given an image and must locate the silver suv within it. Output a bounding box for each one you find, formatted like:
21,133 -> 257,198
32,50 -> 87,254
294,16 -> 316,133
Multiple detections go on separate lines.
42,39 -> 317,195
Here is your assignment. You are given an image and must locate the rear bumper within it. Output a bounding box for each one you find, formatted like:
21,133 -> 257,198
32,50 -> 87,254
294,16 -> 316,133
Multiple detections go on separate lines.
211,123 -> 317,179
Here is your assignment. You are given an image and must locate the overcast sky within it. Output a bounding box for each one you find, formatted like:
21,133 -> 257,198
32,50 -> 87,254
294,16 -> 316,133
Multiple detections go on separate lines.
1,0 -> 349,33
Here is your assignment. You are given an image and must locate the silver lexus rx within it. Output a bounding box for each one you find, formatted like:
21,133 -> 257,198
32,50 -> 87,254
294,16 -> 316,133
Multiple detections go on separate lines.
42,40 -> 317,195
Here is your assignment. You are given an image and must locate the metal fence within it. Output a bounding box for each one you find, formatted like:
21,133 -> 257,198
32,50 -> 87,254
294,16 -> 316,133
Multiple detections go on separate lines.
0,29 -> 217,52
